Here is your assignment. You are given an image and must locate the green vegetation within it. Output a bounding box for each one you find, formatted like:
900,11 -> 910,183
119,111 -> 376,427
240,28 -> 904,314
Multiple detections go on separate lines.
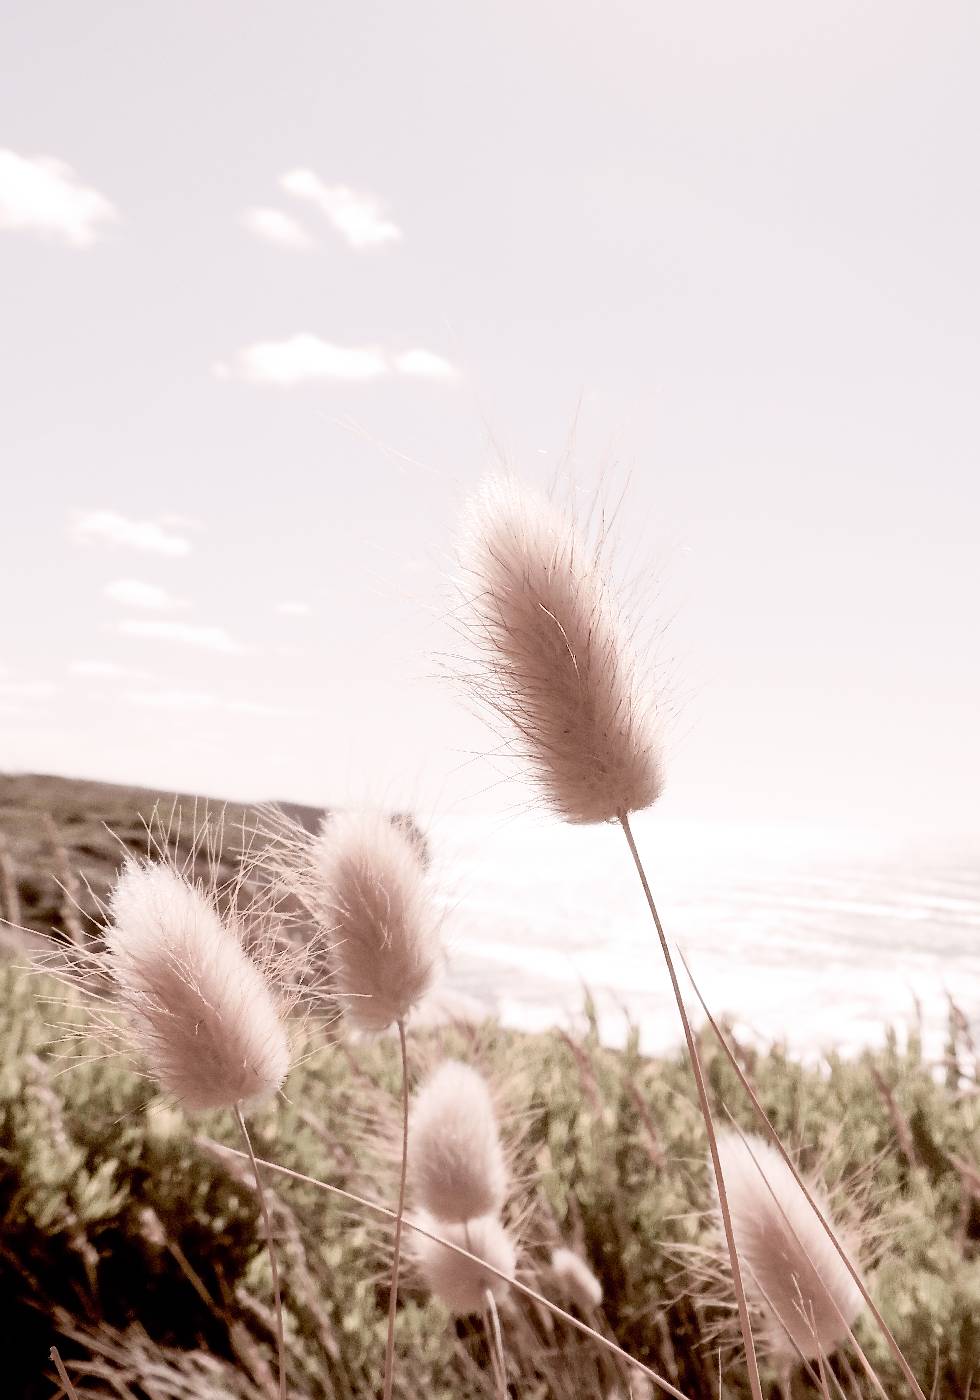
2,963 -> 977,1399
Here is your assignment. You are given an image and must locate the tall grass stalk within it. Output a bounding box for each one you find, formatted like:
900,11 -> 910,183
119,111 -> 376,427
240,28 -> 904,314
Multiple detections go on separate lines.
42,847 -> 296,1400
234,1106 -> 286,1400
452,475 -> 767,1396
382,1017 -> 410,1400
619,812 -> 764,1400
484,1288 -> 508,1399
678,948 -> 929,1400
281,809 -> 442,1398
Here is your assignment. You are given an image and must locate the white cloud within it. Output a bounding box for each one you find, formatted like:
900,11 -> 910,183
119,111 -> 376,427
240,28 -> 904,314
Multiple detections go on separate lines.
216,335 -> 459,388
71,510 -> 191,557
242,206 -> 315,250
116,620 -> 248,654
393,348 -> 460,380
0,148 -> 117,246
104,578 -> 184,611
0,680 -> 57,699
281,170 -> 401,248
69,659 -> 152,680
276,600 -> 313,617
216,334 -> 387,386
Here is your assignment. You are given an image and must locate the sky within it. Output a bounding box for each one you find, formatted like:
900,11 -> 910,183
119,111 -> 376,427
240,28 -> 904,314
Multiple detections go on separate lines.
1,1 -> 978,842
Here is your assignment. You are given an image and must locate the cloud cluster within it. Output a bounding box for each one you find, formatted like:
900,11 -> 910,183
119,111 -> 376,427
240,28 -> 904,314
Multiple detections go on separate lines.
72,511 -> 192,557
0,149 -> 116,246
281,170 -> 401,248
104,579 -> 185,611
115,620 -> 248,655
215,334 -> 458,386
241,206 -> 315,251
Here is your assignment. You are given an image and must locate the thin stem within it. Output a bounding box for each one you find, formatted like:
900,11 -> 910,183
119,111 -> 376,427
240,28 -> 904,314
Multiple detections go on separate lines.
235,1105 -> 286,1400
49,1348 -> 80,1400
484,1287 -> 508,1399
382,1018 -> 410,1400
618,811 -> 764,1400
205,1139 -> 693,1400
677,946 -> 929,1400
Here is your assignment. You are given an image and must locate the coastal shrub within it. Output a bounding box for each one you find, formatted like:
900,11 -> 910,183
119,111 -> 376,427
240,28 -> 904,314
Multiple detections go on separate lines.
2,963 -> 977,1398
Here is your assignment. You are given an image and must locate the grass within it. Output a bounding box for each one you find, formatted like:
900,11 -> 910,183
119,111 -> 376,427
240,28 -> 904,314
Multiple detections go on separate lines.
1,960 -> 977,1399
1,771 -> 977,1398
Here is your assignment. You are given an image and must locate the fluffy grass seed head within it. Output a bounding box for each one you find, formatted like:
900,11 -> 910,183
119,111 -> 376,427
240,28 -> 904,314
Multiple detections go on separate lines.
713,1130 -> 864,1364
310,809 -> 441,1034
408,1059 -> 508,1223
105,859 -> 290,1113
549,1246 -> 603,1312
415,1212 -> 517,1316
454,475 -> 664,824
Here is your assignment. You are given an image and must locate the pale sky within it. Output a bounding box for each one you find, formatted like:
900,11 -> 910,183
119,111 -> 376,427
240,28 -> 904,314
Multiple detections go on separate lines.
1,1 -> 978,841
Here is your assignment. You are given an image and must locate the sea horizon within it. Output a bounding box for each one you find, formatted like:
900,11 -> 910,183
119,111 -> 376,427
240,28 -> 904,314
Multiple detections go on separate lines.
426,809 -> 980,1063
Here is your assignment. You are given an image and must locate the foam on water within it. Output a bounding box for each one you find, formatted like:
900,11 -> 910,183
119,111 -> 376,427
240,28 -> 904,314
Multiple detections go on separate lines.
427,811 -> 980,1061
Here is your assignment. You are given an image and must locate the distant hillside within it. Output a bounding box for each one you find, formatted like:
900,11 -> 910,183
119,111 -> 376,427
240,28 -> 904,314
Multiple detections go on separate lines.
0,772 -> 328,953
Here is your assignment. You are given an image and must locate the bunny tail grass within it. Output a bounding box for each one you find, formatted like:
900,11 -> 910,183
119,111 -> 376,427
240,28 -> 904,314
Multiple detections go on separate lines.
382,1018 -> 410,1400
312,809 -> 441,1033
205,1139 -> 693,1400
550,1246 -> 603,1312
415,1212 -> 516,1316
106,860 -> 290,1112
455,475 -> 663,825
234,1106 -> 286,1400
408,1058 -> 508,1223
678,947 -> 929,1400
713,1130 -> 864,1363
619,811 -> 765,1400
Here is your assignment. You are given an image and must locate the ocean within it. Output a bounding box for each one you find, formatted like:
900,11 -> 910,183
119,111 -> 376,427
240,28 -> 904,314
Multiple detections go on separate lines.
426,811 -> 980,1062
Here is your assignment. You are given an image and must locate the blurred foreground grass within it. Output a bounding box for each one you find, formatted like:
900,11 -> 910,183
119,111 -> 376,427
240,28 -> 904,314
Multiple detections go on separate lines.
2,961 -> 978,1400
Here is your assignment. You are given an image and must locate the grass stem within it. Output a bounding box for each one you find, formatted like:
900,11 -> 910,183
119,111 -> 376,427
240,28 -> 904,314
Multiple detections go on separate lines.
235,1104 -> 286,1400
484,1288 -> 507,1399
382,1018 -> 410,1400
677,947 -> 929,1400
618,811 -> 764,1400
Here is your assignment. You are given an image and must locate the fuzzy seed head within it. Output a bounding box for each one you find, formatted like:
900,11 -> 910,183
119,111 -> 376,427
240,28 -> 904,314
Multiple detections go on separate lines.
550,1246 -> 603,1312
313,810 -> 440,1033
415,1213 -> 517,1316
106,861 -> 290,1113
408,1060 -> 507,1223
456,475 -> 664,824
714,1131 -> 864,1363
